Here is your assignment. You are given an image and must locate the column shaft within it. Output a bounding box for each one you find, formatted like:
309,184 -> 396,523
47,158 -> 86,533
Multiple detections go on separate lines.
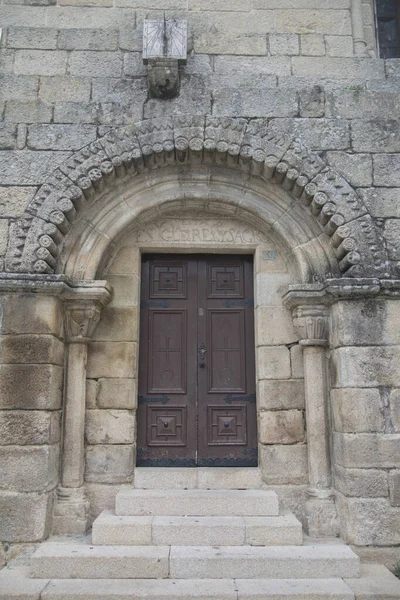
303,345 -> 331,492
62,342 -> 88,488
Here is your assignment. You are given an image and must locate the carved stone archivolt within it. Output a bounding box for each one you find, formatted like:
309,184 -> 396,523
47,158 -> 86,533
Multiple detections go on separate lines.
4,116 -> 388,279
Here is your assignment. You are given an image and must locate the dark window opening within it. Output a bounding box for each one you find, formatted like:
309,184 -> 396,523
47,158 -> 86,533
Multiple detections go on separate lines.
376,0 -> 400,57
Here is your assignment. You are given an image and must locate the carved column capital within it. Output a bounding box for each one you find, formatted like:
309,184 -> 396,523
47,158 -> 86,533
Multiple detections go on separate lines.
292,304 -> 329,346
64,301 -> 102,343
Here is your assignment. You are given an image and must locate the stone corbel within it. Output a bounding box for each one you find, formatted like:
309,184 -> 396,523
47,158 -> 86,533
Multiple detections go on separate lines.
53,286 -> 111,534
143,19 -> 187,99
284,291 -> 339,537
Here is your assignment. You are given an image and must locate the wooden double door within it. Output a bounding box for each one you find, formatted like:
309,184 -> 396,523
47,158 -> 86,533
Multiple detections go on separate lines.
137,254 -> 257,467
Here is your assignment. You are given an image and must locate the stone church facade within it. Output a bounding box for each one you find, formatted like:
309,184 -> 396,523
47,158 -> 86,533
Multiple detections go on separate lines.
1,0 -> 400,592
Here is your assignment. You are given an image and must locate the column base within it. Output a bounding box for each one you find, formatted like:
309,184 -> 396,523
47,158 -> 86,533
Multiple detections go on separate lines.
305,493 -> 340,538
52,486 -> 90,535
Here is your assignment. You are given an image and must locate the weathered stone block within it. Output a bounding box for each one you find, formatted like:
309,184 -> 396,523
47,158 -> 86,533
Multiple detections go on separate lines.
331,388 -> 384,433
106,275 -> 140,307
0,295 -> 62,336
334,465 -> 388,498
0,123 -> 17,150
269,34 -> 299,56
268,118 -> 350,150
275,10 -> 351,35
119,26 -> 142,51
0,74 -> 39,101
53,101 -> 99,124
213,56 -> 290,87
107,246 -> 140,276
0,490 -> 53,542
389,470 -> 400,506
92,77 -> 146,103
92,307 -> 138,342
300,34 -> 325,56
0,150 -> 70,185
326,152 -> 372,187
333,432 -> 400,468
260,444 -> 308,484
5,100 -> 53,123
0,444 -> 59,492
358,188 -> 400,218
256,307 -> 297,346
257,379 -> 305,411
0,6 -> 47,27
97,101 -> 145,126
325,35 -> 353,57
337,493 -> 400,545
1,49 -> 16,74
87,342 -> 137,379
331,346 -> 400,387
293,57 -> 384,80
85,444 -> 134,483
96,378 -> 137,409
58,28 -> 118,50
290,345 -> 304,379
213,89 -> 298,118
143,77 -> 211,120
39,76 -> 91,102
0,335 -> 64,365
7,26 -> 58,49
0,364 -> 63,410
259,410 -> 304,444
390,389 -> 400,432
331,300 -> 400,347
0,411 -> 60,445
0,220 -> 9,256
123,53 -> 147,77
384,219 -> 400,260
0,186 -> 36,218
257,346 -> 291,380
69,51 -> 122,77
27,124 -> 97,150
14,50 -> 67,76
195,32 -> 267,55
326,90 -> 398,119
299,86 -> 324,117
352,119 -> 400,153
85,410 -> 134,444
86,379 -> 98,409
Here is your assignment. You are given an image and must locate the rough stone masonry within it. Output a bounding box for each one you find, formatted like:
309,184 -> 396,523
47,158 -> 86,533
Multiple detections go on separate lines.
0,0 -> 400,573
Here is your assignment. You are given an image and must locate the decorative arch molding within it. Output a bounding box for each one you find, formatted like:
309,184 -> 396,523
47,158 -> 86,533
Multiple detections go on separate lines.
5,116 -> 388,279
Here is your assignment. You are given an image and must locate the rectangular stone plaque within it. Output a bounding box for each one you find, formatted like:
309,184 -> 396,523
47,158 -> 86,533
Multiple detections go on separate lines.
143,19 -> 187,63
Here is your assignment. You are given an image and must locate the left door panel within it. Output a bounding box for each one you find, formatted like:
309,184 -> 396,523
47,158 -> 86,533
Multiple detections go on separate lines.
137,256 -> 198,466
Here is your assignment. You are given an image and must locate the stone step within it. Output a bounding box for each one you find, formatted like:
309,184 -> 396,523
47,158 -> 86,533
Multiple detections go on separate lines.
133,467 -> 262,489
40,578 -> 356,599
31,543 -> 170,579
31,543 -> 360,580
115,488 -> 279,517
92,511 -> 303,546
169,545 -> 360,580
4,564 -> 400,600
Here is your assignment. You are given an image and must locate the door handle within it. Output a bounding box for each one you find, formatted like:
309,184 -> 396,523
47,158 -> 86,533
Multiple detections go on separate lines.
198,343 -> 207,369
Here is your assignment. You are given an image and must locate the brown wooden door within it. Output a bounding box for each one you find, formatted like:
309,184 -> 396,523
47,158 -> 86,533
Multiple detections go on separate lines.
137,254 -> 257,467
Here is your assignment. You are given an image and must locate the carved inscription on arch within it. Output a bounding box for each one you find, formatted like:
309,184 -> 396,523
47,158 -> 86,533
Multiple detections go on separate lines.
133,217 -> 268,246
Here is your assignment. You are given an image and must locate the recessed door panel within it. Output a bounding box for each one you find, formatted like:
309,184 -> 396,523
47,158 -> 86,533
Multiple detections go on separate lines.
208,309 -> 245,393
137,254 -> 257,467
148,309 -> 187,394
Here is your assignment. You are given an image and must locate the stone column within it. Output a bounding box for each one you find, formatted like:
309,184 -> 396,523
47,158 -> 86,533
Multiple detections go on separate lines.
53,302 -> 102,534
292,305 -> 339,537
351,0 -> 369,56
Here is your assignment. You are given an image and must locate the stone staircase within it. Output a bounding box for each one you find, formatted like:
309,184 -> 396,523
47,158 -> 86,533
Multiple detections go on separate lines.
2,468 -> 400,599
